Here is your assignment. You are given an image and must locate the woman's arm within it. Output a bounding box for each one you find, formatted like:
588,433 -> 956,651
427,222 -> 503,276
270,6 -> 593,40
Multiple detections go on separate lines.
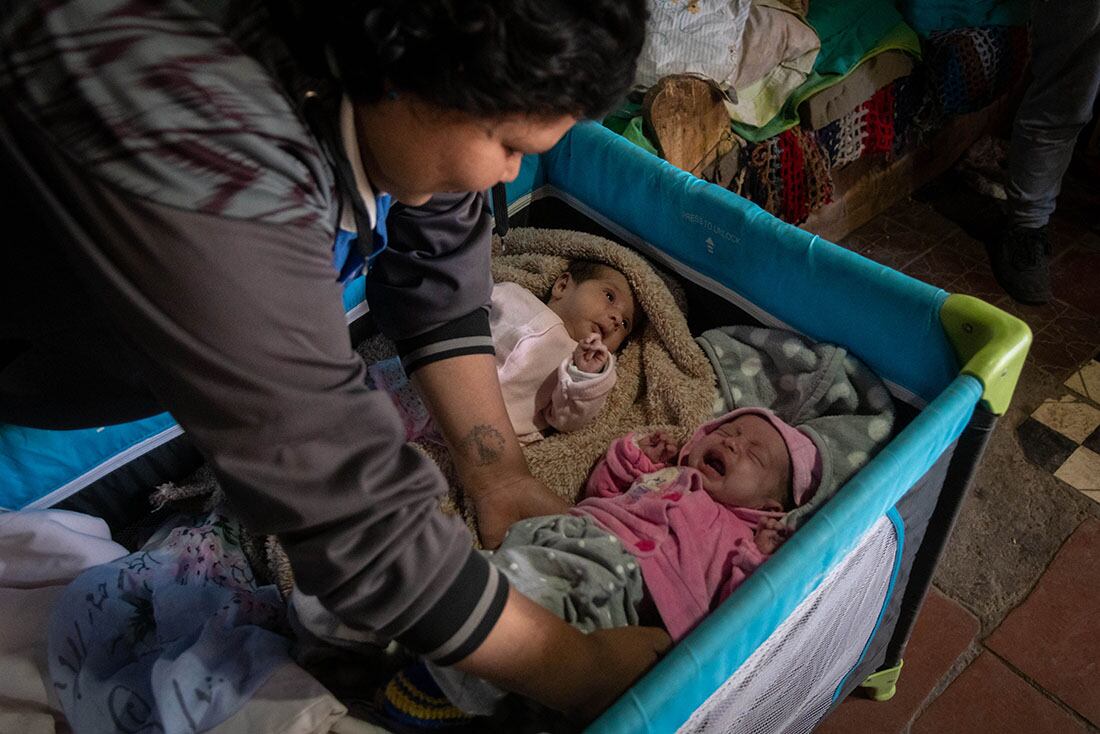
412,353 -> 570,548
372,192 -> 567,547
454,586 -> 670,722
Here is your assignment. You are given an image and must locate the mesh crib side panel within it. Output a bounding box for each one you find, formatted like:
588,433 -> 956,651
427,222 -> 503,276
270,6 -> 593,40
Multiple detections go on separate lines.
830,445 -> 955,704
677,516 -> 898,734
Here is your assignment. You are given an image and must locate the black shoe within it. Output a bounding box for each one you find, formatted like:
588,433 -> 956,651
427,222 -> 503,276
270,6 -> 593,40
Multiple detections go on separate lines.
989,224 -> 1052,305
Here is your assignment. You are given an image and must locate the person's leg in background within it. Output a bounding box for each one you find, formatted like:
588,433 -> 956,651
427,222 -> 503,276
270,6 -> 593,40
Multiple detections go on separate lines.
991,0 -> 1100,304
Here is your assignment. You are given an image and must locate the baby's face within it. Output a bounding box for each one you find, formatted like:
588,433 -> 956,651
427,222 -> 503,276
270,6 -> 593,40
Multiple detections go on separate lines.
547,267 -> 637,352
683,415 -> 791,510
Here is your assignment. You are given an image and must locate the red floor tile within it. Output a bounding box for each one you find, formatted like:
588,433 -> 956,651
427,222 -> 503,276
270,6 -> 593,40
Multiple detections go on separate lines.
1049,214 -> 1100,254
848,215 -> 911,243
847,234 -> 930,272
995,295 -> 1069,337
940,227 -> 993,263
898,244 -> 982,290
883,201 -> 960,242
816,590 -> 979,734
985,518 -> 1100,727
947,263 -> 1006,303
1050,245 -> 1100,317
911,653 -> 1087,734
1025,305 -> 1100,380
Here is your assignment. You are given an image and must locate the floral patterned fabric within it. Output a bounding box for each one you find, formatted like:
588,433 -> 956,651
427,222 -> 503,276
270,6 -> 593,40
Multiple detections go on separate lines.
48,511 -> 292,734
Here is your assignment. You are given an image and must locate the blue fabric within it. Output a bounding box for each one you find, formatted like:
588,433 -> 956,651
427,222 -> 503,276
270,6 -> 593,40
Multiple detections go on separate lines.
0,413 -> 179,511
342,273 -> 367,313
332,192 -> 392,282
48,511 -> 292,734
332,228 -> 362,283
367,193 -> 393,269
500,154 -> 548,208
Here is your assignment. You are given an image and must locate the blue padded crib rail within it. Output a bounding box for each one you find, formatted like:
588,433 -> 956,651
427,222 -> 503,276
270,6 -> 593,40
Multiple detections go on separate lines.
515,122 -> 959,406
590,377 -> 979,732
498,123 -> 978,733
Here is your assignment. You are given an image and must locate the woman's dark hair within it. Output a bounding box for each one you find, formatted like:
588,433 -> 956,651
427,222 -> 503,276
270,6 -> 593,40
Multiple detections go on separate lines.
293,0 -> 646,119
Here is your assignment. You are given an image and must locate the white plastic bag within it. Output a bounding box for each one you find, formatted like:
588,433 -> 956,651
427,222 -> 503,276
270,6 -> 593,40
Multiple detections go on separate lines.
634,0 -> 752,88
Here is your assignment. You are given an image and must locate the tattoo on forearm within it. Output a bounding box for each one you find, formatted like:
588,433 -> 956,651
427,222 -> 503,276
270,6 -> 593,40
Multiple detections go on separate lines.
457,425 -> 506,466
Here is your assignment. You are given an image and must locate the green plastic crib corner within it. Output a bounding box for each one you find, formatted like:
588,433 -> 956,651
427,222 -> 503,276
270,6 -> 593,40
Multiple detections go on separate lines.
940,294 -> 1032,416
861,660 -> 904,701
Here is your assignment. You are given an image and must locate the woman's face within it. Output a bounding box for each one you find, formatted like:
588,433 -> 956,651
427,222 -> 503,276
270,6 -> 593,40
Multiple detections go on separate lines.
353,96 -> 576,205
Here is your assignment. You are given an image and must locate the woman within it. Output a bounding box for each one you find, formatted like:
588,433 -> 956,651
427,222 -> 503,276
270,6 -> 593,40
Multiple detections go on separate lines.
0,0 -> 667,721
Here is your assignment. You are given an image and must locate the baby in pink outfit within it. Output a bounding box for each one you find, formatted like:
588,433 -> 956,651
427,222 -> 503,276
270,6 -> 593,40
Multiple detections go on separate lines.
410,407 -> 823,720
370,260 -> 638,443
577,406 -> 822,639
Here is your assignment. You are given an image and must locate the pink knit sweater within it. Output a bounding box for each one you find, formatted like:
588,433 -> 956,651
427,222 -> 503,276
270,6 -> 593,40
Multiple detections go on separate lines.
572,433 -> 782,641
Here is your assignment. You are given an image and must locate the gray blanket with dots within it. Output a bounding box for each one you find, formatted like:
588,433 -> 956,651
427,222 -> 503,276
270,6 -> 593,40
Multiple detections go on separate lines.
695,326 -> 896,528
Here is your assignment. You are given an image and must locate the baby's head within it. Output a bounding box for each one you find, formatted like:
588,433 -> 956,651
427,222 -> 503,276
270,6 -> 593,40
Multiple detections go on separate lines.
547,260 -> 638,352
679,408 -> 820,512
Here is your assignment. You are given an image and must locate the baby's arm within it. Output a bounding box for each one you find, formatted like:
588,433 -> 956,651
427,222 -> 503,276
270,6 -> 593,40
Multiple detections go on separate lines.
573,333 -> 610,373
711,519 -> 791,612
586,431 -> 676,498
542,335 -> 617,434
753,517 -> 790,555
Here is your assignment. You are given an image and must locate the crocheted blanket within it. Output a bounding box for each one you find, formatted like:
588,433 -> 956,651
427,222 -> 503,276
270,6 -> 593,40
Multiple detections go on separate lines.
742,125 -> 834,225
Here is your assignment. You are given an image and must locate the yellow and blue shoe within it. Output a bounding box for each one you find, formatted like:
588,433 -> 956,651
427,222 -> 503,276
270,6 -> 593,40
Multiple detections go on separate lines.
381,661 -> 475,730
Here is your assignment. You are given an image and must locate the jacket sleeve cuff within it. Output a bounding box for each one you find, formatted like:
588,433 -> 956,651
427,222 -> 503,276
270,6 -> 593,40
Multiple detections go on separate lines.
624,432 -> 666,473
397,548 -> 510,666
395,308 -> 494,375
559,355 -> 617,398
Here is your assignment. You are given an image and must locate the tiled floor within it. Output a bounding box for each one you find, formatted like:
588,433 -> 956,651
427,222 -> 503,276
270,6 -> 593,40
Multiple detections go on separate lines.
1020,362 -> 1100,498
814,163 -> 1100,732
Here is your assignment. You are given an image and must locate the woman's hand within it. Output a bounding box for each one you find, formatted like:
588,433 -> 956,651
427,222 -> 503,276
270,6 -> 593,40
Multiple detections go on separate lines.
410,354 -> 566,548
564,625 -> 672,723
573,332 -> 610,373
456,588 -> 671,723
470,474 -> 570,549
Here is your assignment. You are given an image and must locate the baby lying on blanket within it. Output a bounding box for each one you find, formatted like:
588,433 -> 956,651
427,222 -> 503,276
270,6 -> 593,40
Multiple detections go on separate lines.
370,259 -> 639,444
380,325 -> 897,727
381,406 -> 825,725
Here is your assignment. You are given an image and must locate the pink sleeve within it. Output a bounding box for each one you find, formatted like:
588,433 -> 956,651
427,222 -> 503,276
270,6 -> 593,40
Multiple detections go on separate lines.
542,355 -> 617,433
585,432 -> 667,498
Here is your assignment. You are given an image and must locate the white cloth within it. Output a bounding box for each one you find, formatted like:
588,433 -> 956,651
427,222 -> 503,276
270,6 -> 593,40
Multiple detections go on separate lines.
337,96 -> 378,233
635,0 -> 753,88
0,510 -> 129,734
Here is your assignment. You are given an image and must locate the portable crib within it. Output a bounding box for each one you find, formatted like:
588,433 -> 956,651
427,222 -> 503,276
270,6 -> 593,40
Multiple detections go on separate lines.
496,122 -> 1028,733
0,121 -> 1029,733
